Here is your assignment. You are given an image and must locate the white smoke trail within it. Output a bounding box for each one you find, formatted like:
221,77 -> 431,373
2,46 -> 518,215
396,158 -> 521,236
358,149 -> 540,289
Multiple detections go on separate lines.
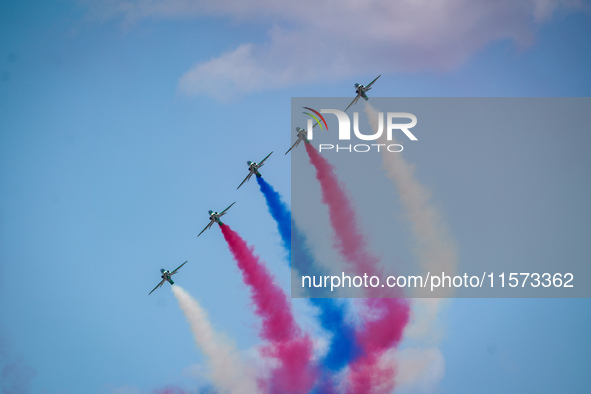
171,286 -> 259,394
364,103 -> 459,391
364,102 -> 458,339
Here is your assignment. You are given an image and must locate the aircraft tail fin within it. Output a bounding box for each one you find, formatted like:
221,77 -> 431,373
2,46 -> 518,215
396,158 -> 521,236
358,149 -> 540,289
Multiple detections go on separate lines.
170,279 -> 175,285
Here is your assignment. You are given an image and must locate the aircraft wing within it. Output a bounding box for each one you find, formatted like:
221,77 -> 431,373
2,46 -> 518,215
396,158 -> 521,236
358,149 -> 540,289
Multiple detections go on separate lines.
285,138 -> 301,155
237,172 -> 253,189
258,151 -> 273,166
220,201 -> 236,215
366,75 -> 381,89
171,260 -> 188,275
197,220 -> 214,237
345,95 -> 360,112
149,279 -> 166,295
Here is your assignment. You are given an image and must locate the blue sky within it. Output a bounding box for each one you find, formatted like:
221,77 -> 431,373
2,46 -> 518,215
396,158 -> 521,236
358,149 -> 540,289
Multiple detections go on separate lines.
1,1 -> 590,393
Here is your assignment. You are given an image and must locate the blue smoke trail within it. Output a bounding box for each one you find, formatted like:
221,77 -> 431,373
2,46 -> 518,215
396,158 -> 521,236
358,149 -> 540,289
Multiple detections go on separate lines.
256,176 -> 361,377
256,175 -> 291,260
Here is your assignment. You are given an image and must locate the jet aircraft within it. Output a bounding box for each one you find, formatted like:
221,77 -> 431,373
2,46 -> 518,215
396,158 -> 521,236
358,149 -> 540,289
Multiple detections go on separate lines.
148,260 -> 187,295
344,75 -> 381,112
197,202 -> 236,237
237,152 -> 273,189
284,127 -> 310,155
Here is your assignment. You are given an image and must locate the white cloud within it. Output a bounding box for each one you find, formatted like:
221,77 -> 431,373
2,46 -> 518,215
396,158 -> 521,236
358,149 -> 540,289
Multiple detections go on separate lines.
87,0 -> 589,95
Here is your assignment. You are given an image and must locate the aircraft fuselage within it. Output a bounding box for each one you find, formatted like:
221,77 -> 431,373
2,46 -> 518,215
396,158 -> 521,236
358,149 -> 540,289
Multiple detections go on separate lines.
297,128 -> 309,143
248,162 -> 262,177
355,83 -> 370,99
209,213 -> 223,225
160,270 -> 173,283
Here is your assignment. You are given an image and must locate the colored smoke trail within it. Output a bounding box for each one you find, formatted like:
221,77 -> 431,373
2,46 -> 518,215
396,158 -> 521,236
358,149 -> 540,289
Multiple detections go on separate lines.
256,176 -> 291,259
220,224 -> 317,394
346,298 -> 409,394
171,286 -> 258,394
256,175 -> 361,374
304,143 -> 410,393
365,102 -> 458,341
304,143 -> 377,276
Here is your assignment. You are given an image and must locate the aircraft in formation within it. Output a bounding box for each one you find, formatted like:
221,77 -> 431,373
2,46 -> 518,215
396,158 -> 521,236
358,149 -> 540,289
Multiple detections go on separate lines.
237,152 -> 273,189
150,76 -> 383,293
344,75 -> 381,112
149,261 -> 187,295
285,127 -> 310,155
197,202 -> 236,237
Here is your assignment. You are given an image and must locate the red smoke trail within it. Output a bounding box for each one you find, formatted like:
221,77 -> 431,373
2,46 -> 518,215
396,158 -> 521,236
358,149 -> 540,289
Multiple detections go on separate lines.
305,143 -> 409,393
347,298 -> 409,393
303,144 -> 375,276
220,224 -> 317,394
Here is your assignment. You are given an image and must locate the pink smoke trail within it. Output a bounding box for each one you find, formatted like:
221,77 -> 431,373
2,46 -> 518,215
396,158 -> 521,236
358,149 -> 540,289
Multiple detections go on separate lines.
305,143 -> 409,393
303,144 -> 375,276
220,224 -> 318,394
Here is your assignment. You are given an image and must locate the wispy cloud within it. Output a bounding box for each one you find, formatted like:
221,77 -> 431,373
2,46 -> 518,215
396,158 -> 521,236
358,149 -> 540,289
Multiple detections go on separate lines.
86,0 -> 587,98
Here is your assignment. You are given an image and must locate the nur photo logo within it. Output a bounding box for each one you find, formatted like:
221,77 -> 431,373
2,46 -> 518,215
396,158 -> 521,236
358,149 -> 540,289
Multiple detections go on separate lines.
300,106 -> 418,153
